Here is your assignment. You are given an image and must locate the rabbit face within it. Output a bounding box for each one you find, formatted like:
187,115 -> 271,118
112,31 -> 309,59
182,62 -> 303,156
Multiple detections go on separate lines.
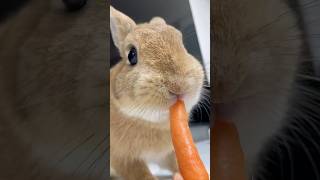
110,7 -> 204,123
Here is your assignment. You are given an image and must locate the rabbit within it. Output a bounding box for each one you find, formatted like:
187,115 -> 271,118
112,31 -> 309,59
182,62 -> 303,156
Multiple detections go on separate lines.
213,0 -> 304,176
110,6 -> 205,180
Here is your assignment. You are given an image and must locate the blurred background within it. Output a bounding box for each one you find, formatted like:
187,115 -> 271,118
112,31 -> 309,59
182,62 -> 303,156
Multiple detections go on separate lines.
0,0 -> 107,179
256,0 -> 320,179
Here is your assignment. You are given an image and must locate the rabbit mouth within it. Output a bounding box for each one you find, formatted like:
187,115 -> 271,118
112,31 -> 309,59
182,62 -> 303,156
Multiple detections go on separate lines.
116,90 -> 201,123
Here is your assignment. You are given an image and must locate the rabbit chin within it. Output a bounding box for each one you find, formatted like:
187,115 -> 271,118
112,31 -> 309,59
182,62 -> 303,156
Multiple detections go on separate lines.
117,92 -> 201,123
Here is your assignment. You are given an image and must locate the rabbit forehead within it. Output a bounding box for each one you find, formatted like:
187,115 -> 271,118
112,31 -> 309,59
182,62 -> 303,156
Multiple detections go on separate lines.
128,23 -> 183,49
126,24 -> 186,66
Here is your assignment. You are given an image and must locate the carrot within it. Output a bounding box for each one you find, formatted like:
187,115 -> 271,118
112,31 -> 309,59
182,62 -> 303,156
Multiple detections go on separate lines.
212,118 -> 247,180
170,99 -> 209,180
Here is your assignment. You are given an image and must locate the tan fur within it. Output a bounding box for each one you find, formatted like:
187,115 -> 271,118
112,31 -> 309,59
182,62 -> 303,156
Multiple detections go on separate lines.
110,6 -> 204,179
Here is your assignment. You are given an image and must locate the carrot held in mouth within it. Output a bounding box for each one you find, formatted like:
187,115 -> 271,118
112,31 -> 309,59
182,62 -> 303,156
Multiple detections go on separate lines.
170,99 -> 209,180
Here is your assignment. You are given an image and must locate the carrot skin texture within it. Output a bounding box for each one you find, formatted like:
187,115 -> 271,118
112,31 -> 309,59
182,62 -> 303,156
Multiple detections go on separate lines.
170,99 -> 209,180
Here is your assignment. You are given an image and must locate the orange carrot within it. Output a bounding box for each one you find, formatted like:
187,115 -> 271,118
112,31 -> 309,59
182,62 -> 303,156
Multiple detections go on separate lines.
170,99 -> 209,180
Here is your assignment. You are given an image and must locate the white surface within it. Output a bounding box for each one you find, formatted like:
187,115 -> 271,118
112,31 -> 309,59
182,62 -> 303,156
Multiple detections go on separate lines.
188,0 -> 210,83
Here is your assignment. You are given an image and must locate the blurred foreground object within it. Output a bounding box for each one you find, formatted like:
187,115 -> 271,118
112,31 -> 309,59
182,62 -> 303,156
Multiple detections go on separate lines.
212,119 -> 247,180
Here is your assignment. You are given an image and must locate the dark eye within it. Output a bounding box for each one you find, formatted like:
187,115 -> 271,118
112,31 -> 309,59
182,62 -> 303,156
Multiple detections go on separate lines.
128,47 -> 138,65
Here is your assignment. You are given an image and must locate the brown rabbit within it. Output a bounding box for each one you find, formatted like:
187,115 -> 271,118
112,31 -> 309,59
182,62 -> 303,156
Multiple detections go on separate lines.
110,6 -> 205,180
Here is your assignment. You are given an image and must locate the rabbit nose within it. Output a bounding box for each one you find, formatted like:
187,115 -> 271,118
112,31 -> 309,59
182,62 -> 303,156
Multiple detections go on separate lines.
165,76 -> 189,97
168,90 -> 183,98
167,82 -> 185,98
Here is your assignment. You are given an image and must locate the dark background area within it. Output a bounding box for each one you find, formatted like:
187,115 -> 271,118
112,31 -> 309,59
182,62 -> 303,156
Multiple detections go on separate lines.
0,0 -> 30,22
255,0 -> 320,179
0,0 -> 107,179
257,62 -> 320,180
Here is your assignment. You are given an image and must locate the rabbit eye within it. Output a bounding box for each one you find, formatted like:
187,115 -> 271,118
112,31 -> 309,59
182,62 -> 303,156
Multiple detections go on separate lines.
128,47 -> 138,65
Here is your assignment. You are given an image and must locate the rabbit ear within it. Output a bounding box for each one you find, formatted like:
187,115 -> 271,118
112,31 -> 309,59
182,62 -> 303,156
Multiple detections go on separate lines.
110,6 -> 136,49
150,17 -> 166,25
